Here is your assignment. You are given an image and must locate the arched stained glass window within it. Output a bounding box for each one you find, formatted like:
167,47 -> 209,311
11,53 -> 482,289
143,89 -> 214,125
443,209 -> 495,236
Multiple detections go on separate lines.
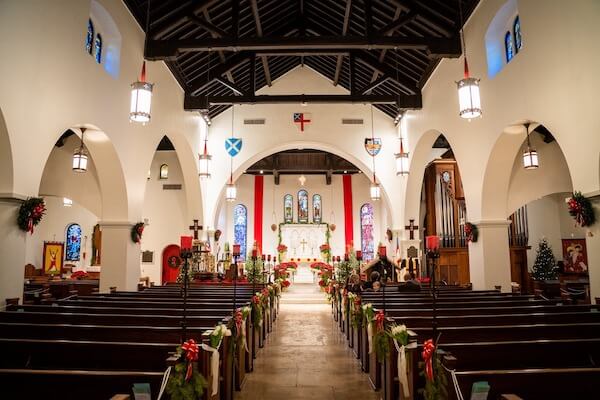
514,16 -> 522,52
284,194 -> 293,223
86,19 -> 94,54
94,34 -> 103,63
504,31 -> 514,63
65,224 -> 82,261
360,203 -> 375,261
312,194 -> 322,224
234,204 -> 248,260
159,164 -> 168,180
298,190 -> 309,223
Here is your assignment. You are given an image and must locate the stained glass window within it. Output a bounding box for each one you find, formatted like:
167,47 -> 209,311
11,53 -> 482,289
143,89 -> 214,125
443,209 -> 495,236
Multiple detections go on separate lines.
360,203 -> 375,261
298,190 -> 309,223
284,194 -> 293,223
234,204 -> 248,260
505,31 -> 514,63
86,19 -> 94,54
94,34 -> 102,64
159,164 -> 168,179
312,194 -> 322,224
65,224 -> 82,261
514,16 -> 522,53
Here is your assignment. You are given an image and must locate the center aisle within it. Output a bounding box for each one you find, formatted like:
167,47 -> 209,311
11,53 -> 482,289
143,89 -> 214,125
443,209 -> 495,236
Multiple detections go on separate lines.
238,283 -> 379,400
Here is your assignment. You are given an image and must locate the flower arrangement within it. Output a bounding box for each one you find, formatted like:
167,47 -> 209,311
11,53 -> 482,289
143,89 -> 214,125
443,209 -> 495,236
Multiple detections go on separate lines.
568,191 -> 596,227
17,197 -> 46,234
131,222 -> 145,243
281,280 -> 291,289
251,293 -> 263,328
348,294 -> 363,327
165,339 -> 208,400
464,222 -> 478,243
276,244 -> 288,260
209,324 -> 232,349
70,270 -> 89,280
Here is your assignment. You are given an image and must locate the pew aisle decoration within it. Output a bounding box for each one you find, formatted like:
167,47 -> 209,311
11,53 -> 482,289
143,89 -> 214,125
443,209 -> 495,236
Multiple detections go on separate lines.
362,303 -> 376,354
130,222 -> 145,243
463,222 -> 478,243
234,307 -> 251,353
420,338 -> 448,400
348,292 -> 363,328
165,339 -> 208,400
202,324 -> 232,396
390,324 -> 417,398
372,310 -> 390,362
568,191 -> 596,227
17,197 -> 46,234
252,290 -> 269,329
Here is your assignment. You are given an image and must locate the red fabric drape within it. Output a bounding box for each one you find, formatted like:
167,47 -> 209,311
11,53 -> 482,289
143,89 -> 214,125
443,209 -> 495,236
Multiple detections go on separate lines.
253,175 -> 264,253
343,174 -> 354,251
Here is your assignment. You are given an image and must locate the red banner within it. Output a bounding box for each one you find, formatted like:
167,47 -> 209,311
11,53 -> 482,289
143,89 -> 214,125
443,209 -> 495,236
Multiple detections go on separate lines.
343,174 -> 354,251
254,175 -> 264,252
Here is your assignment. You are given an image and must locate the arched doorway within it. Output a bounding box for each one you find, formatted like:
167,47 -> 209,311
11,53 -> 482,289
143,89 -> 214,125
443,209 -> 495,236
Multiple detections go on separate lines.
161,244 -> 181,284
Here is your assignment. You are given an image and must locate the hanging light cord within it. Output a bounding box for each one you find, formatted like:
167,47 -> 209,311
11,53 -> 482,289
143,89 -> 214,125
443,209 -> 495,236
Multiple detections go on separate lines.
370,105 -> 377,184
230,105 -> 234,184
525,123 -> 532,148
458,0 -> 470,78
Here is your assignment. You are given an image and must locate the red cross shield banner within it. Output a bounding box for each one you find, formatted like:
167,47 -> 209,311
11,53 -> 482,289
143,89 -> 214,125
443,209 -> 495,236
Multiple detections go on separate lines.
293,113 -> 311,132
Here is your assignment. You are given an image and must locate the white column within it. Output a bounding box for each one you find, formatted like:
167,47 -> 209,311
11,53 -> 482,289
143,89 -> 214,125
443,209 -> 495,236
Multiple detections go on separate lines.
0,198 -> 27,303
468,220 -> 512,292
586,199 -> 600,300
99,222 -> 141,292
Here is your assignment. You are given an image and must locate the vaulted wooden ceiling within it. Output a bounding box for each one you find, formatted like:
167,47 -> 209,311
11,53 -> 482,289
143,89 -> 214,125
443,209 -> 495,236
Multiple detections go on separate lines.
123,0 -> 480,119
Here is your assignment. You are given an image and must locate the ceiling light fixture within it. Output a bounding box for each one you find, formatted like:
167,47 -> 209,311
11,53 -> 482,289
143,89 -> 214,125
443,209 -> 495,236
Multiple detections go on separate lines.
522,122 -> 539,170
456,0 -> 482,119
72,128 -> 88,173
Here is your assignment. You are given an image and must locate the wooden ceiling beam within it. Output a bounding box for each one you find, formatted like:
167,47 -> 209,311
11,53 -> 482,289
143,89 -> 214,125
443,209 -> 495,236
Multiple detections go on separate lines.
333,0 -> 352,86
149,0 -> 222,39
249,0 -> 272,86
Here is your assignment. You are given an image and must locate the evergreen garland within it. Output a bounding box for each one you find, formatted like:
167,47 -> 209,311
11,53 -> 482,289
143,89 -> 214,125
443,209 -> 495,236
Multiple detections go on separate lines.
568,191 -> 596,227
245,257 -> 265,284
531,238 -> 558,281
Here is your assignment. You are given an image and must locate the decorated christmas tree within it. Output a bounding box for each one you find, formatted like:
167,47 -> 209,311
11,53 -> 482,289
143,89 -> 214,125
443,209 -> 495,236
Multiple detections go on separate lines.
531,238 -> 558,281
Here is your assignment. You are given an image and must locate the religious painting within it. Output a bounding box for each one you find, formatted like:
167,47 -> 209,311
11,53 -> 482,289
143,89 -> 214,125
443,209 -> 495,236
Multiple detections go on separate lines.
65,223 -> 82,261
312,194 -> 322,224
561,239 -> 588,274
298,190 -> 309,223
43,242 -> 64,275
234,204 -> 248,260
360,203 -> 375,261
284,194 -> 293,223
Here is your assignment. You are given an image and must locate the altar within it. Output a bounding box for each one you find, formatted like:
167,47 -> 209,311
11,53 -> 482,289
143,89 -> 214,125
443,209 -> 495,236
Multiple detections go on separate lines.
279,223 -> 328,261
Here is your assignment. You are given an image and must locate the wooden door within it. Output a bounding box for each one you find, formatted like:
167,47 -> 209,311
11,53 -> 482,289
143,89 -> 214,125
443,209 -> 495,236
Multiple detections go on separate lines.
510,247 -> 529,291
161,244 -> 181,284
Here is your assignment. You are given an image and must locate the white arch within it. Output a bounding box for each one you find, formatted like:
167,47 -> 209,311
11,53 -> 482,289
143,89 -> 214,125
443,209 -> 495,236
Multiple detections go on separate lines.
0,106 -> 13,195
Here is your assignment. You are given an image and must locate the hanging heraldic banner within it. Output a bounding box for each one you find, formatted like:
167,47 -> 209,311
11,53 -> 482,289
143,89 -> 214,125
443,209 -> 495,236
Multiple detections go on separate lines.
364,138 -> 382,156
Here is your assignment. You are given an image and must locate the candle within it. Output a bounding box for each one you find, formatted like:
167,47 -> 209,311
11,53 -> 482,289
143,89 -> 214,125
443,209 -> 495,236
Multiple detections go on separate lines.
378,246 -> 387,257
232,244 -> 241,257
252,249 -> 257,259
262,254 -> 266,260
180,236 -> 193,250
267,254 -> 271,262
426,236 -> 440,251
344,253 -> 349,261
356,250 -> 362,260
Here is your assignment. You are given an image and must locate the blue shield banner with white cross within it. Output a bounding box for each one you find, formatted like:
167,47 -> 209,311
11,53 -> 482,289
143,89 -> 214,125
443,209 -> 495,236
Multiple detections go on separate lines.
225,137 -> 243,157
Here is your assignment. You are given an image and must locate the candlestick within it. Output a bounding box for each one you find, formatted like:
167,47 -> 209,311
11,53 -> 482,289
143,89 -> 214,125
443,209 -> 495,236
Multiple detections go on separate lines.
180,235 -> 193,251
232,244 -> 241,257
378,246 -> 387,258
426,235 -> 440,251
356,250 -> 362,261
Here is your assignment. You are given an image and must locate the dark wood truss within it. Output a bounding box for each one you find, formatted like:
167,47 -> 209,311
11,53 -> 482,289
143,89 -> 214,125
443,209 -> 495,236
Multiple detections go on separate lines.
124,0 -> 480,119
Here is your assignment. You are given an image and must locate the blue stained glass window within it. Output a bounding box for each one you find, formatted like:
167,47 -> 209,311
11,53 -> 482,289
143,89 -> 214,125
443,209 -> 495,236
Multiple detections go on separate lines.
284,194 -> 293,223
505,31 -> 514,63
312,194 -> 322,224
94,34 -> 102,64
298,190 -> 309,223
86,19 -> 94,54
360,203 -> 374,261
65,224 -> 82,261
514,16 -> 522,52
234,204 -> 248,260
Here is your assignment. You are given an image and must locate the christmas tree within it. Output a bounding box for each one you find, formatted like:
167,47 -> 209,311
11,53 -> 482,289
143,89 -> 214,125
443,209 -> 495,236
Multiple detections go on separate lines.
531,238 -> 558,281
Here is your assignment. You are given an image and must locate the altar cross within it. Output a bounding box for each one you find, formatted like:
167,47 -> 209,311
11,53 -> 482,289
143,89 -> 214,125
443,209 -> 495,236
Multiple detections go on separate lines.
404,219 -> 419,240
189,219 -> 203,240
299,238 -> 308,253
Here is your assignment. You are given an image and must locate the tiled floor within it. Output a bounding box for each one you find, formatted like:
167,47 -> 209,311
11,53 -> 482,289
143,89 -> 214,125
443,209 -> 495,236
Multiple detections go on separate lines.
237,283 -> 380,400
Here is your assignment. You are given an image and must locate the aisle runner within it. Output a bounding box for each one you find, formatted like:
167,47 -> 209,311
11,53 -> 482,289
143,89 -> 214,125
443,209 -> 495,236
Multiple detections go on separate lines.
294,263 -> 314,284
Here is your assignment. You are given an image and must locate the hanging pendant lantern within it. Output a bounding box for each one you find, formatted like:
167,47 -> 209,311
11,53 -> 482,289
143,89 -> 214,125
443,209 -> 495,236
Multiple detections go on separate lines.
130,62 -> 154,124
225,173 -> 237,201
198,139 -> 212,179
522,124 -> 539,169
72,128 -> 88,173
370,173 -> 381,201
457,59 -> 482,119
395,137 -> 410,176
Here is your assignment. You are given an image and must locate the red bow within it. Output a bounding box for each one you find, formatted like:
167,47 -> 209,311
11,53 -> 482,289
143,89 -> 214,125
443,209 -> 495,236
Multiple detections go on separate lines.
181,339 -> 199,381
252,295 -> 260,304
234,310 -> 243,334
375,310 -> 385,331
422,339 -> 435,381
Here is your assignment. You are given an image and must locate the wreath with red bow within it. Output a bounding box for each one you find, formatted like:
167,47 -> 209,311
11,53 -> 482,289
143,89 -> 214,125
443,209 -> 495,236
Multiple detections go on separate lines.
464,222 -> 478,243
131,222 -> 145,243
166,339 -> 207,400
568,191 -> 596,227
17,197 -> 46,234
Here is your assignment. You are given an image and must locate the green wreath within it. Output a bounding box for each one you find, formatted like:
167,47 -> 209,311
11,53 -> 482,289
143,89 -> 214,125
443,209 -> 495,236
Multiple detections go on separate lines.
131,222 -> 145,243
17,197 -> 46,234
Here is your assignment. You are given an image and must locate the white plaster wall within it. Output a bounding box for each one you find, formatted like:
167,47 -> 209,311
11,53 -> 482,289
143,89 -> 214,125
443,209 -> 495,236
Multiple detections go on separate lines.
25,196 -> 98,271
215,172 -> 387,260
141,151 -> 188,284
